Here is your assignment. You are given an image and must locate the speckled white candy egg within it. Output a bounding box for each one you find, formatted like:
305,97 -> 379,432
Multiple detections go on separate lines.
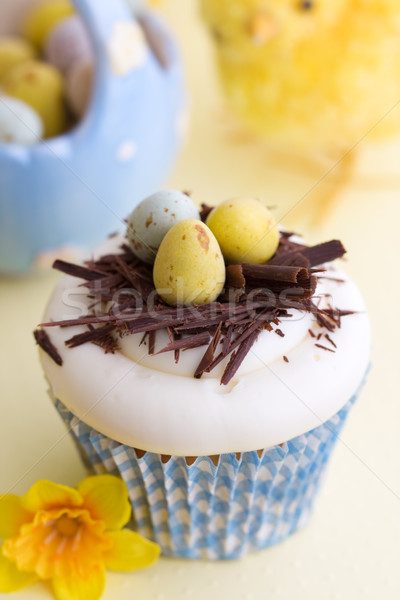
127,190 -> 200,263
0,95 -> 43,145
44,15 -> 93,74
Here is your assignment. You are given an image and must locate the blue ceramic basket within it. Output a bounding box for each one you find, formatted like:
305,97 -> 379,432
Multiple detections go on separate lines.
0,0 -> 186,273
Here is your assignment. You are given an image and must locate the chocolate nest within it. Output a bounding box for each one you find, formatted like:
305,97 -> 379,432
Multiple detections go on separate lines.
35,211 -> 350,386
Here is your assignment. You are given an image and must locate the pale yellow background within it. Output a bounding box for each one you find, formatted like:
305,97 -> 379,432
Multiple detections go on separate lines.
1,1 -> 400,599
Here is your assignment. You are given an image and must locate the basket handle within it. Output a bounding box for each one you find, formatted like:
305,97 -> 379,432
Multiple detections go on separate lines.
72,0 -> 134,53
69,0 -> 154,136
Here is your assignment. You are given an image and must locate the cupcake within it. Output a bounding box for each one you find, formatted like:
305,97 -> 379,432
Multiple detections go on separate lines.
35,192 -> 370,560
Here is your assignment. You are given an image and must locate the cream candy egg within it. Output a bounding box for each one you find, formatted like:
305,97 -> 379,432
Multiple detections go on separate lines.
127,190 -> 200,264
44,16 -> 93,74
206,197 -> 279,264
0,95 -> 43,144
153,219 -> 226,305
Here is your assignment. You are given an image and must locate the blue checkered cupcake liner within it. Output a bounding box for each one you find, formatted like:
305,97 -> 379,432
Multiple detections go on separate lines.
52,375 -> 366,560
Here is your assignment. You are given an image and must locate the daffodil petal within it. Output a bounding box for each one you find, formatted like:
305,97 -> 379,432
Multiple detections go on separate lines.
20,480 -> 83,513
0,546 -> 38,592
52,564 -> 105,600
78,475 -> 131,530
0,495 -> 32,539
104,530 -> 160,571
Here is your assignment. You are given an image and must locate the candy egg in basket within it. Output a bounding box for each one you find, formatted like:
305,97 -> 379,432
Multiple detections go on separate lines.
0,0 -> 186,273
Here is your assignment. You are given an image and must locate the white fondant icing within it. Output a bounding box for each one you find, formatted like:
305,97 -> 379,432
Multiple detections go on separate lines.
40,235 -> 370,455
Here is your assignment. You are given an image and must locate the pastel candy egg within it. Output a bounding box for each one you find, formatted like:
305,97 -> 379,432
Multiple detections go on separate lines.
21,0 -> 75,49
2,60 -> 67,139
44,16 -> 93,74
65,59 -> 94,118
0,37 -> 37,85
153,219 -> 226,306
0,95 -> 43,144
206,197 -> 279,264
127,190 -> 200,264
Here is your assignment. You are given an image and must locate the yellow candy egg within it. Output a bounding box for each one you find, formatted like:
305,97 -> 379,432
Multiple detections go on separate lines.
22,0 -> 75,49
206,197 -> 279,264
153,219 -> 226,306
3,60 -> 67,139
0,37 -> 37,85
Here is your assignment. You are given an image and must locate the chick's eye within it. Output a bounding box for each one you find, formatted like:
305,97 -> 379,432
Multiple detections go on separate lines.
298,0 -> 314,10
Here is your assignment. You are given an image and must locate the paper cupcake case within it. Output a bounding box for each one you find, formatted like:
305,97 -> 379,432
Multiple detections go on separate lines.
53,384 -> 361,560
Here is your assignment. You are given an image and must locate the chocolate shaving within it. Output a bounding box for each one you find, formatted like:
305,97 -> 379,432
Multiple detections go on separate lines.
324,308 -> 355,322
194,323 -> 222,378
113,254 -> 146,295
315,343 -> 335,353
221,329 -> 261,385
205,312 -> 272,375
301,240 -> 346,266
148,330 -> 156,355
165,327 -> 180,363
53,259 -> 106,281
66,324 -> 119,354
271,240 -> 345,267
39,229 -> 352,385
242,263 -> 309,283
66,324 -> 111,347
318,276 -> 345,283
275,252 -> 311,268
223,324 -> 233,356
225,265 -> 246,289
156,331 -> 211,355
200,203 -> 214,222
34,329 -> 63,366
324,334 -> 337,349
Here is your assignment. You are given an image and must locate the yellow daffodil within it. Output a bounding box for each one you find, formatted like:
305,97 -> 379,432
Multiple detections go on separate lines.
0,475 -> 160,600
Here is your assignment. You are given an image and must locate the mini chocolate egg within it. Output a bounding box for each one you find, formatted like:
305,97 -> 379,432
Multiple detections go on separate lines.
3,60 -> 67,139
206,197 -> 279,264
127,190 -> 200,264
21,0 -> 75,49
0,37 -> 36,85
65,59 -> 94,118
0,95 -> 43,144
44,15 -> 93,74
153,219 -> 226,306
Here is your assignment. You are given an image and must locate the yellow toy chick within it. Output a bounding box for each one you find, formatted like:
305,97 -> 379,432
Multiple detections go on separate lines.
200,0 -> 400,221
